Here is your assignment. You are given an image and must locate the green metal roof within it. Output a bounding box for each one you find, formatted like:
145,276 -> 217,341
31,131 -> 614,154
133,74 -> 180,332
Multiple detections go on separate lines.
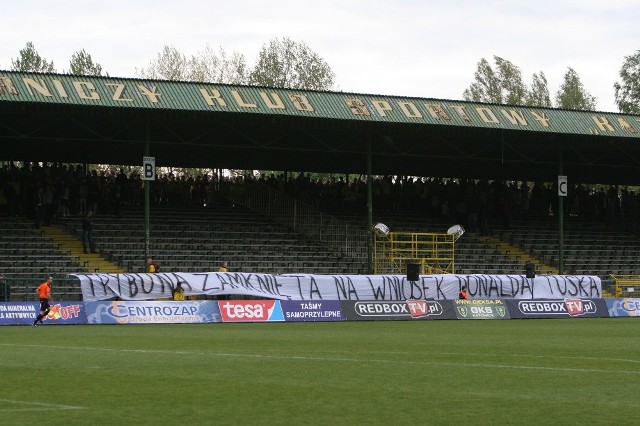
3,70 -> 640,184
1,71 -> 638,139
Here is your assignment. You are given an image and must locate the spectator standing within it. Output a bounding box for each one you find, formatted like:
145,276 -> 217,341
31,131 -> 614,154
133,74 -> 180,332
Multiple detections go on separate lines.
60,180 -> 71,217
82,211 -> 96,254
78,178 -> 89,215
147,258 -> 160,273
172,282 -> 185,301
43,183 -> 54,226
0,275 -> 9,302
217,261 -> 229,300
34,185 -> 45,228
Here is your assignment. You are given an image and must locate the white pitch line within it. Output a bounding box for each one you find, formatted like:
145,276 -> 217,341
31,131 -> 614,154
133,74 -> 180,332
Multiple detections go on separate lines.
364,350 -> 640,364
2,343 -> 639,375
0,398 -> 84,412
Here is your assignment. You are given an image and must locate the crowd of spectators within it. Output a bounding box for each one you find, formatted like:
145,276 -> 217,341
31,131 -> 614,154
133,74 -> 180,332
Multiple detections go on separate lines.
0,162 -> 230,224
1,163 -> 639,235
250,172 -> 640,234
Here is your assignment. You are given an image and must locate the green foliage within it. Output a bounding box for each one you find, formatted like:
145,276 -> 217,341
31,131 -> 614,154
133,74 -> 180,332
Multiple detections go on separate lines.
189,44 -> 247,84
555,67 -> 597,110
464,58 -> 596,110
257,170 -> 352,181
11,41 -> 56,73
136,45 -> 189,80
163,166 -> 217,177
248,37 -> 335,90
614,50 -> 640,114
137,44 -> 247,84
525,71 -> 552,107
135,38 -> 334,89
463,58 -> 499,102
69,49 -> 103,76
463,56 -> 526,105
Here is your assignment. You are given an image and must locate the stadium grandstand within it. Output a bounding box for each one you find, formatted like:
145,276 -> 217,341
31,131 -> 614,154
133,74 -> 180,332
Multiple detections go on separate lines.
1,70 -> 640,301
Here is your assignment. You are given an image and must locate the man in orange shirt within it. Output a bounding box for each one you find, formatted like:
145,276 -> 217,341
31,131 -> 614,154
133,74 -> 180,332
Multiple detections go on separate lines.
459,285 -> 468,300
33,276 -> 53,326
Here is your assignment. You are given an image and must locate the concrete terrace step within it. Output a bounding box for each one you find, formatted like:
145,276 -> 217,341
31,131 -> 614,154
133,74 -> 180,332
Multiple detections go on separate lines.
39,225 -> 125,274
474,234 -> 559,275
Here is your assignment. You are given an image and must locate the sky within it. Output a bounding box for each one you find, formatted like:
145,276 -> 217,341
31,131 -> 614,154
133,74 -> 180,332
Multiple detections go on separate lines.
1,0 -> 638,113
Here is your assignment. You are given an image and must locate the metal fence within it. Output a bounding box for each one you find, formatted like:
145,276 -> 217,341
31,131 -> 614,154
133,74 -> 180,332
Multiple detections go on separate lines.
226,181 -> 368,262
0,276 -> 82,302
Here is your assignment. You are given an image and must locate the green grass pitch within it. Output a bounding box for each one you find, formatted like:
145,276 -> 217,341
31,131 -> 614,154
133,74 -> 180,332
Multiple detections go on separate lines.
1,319 -> 638,425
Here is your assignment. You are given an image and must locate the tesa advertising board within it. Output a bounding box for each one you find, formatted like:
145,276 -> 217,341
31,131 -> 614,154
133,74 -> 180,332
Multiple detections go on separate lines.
218,300 -> 285,322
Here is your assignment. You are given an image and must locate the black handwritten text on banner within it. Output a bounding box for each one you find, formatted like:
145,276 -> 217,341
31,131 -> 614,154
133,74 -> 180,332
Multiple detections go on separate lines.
71,273 -> 601,301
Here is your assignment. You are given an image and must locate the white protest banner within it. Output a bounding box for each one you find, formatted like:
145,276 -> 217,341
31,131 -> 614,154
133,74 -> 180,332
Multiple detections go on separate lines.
70,272 -> 601,302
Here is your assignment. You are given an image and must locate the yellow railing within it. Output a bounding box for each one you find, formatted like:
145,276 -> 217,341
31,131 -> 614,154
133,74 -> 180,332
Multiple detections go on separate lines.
374,231 -> 456,275
610,274 -> 640,298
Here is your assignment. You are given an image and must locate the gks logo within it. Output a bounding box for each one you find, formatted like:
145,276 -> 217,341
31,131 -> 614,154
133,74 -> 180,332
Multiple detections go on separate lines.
219,300 -> 284,322
455,300 -> 510,319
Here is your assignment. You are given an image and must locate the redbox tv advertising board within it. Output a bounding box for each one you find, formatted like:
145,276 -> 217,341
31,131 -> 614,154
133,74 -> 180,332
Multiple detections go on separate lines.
504,298 -> 609,319
341,300 -> 456,321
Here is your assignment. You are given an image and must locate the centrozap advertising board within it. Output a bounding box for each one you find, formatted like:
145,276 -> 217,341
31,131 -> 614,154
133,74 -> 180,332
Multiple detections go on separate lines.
218,299 -> 284,322
281,300 -> 344,322
0,302 -> 86,325
605,298 -> 640,317
341,300 -> 455,321
85,300 -> 220,324
504,298 -> 609,319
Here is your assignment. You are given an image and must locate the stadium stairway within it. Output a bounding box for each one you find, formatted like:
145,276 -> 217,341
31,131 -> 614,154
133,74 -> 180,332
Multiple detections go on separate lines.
478,234 -> 615,297
476,234 -> 559,275
38,224 -> 124,274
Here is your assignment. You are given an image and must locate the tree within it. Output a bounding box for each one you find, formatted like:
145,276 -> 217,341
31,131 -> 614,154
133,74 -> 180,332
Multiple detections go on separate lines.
189,44 -> 247,84
463,58 -> 499,103
248,37 -> 335,90
11,41 -> 55,73
525,71 -> 552,107
463,56 -> 526,105
555,67 -> 597,110
69,49 -> 103,76
614,50 -> 640,114
136,45 -> 189,80
136,44 -> 247,84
